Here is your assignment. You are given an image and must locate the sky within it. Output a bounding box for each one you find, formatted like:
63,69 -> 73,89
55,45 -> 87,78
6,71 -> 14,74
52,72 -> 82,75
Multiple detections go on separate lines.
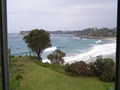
7,0 -> 117,33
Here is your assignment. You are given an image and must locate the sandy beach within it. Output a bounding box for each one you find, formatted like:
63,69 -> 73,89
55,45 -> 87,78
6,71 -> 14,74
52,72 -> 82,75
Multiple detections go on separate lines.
85,53 -> 116,64
64,41 -> 116,64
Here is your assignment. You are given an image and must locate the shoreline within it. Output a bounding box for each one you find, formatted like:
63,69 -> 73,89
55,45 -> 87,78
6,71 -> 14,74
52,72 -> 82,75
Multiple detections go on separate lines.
64,41 -> 116,64
103,37 -> 116,40
85,53 -> 116,64
65,53 -> 116,64
82,37 -> 116,40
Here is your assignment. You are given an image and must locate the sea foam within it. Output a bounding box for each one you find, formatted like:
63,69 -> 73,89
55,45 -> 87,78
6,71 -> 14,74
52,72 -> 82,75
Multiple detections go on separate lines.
64,43 -> 116,63
44,46 -> 57,52
96,40 -> 102,43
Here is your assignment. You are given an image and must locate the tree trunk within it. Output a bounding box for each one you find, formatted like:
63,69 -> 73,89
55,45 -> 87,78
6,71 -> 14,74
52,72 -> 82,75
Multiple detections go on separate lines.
37,53 -> 42,62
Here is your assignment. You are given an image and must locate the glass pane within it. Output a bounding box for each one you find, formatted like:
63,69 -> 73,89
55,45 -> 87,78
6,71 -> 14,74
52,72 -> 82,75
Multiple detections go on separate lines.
7,0 -> 117,90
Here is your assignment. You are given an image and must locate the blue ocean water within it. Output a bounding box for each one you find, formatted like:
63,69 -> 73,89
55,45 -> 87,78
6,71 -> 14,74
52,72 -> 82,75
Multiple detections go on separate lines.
8,33 -> 116,62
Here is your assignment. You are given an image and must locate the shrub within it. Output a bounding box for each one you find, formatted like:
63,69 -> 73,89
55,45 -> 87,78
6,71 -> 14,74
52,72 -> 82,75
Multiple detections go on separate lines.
65,56 -> 115,82
66,61 -> 90,76
9,55 -> 15,58
86,62 -> 95,76
15,74 -> 23,80
47,49 -> 66,64
19,55 -> 22,57
93,56 -> 115,82
8,48 -> 11,57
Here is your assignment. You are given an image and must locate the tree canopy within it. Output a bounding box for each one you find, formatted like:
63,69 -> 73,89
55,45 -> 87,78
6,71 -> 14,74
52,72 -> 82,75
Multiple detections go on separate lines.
93,56 -> 115,82
65,55 -> 115,82
23,29 -> 51,62
47,49 -> 66,64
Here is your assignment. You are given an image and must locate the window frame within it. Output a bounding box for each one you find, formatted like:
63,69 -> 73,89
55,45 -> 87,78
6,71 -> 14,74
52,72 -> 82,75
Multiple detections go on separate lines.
0,0 -> 9,90
115,0 -> 120,90
0,0 -> 120,90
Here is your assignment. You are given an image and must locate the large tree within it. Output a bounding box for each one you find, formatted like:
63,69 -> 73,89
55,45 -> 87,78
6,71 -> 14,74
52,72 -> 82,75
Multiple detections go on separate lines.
23,29 -> 51,62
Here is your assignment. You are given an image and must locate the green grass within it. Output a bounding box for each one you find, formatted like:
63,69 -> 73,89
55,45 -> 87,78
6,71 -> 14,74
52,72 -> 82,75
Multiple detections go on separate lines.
10,57 -> 114,90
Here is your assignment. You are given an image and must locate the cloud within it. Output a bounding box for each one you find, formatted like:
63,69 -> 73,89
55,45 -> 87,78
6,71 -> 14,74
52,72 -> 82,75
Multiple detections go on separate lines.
7,0 -> 117,33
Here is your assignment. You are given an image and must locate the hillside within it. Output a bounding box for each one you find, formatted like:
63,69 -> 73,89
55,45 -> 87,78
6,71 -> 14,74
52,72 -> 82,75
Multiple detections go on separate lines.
19,27 -> 116,38
9,57 -> 114,90
74,28 -> 116,38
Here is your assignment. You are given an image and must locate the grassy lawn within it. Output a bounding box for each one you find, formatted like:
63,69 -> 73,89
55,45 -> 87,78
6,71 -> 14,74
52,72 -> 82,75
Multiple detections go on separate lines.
9,57 -> 114,90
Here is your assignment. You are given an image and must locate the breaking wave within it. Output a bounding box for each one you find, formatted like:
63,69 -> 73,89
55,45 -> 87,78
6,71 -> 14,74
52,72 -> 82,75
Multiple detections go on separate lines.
64,43 -> 116,63
96,40 -> 102,43
44,46 -> 57,52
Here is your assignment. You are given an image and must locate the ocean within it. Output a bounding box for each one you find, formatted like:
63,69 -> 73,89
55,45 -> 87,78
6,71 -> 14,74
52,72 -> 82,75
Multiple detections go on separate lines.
8,33 -> 116,63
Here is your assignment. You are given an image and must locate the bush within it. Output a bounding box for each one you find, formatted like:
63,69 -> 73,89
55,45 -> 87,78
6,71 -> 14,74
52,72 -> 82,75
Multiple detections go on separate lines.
9,55 -> 15,58
15,74 -> 23,80
66,61 -> 91,76
86,62 -> 95,76
19,55 -> 22,57
65,56 -> 115,82
47,49 -> 66,64
93,56 -> 115,82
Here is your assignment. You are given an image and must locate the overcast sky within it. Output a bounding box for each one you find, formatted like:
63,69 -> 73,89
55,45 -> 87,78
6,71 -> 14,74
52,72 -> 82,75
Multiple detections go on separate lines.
7,0 -> 117,33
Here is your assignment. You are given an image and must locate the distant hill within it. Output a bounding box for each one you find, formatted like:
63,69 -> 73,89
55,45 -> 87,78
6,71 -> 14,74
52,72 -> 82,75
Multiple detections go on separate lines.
19,30 -> 74,35
19,27 -> 116,38
74,27 -> 116,38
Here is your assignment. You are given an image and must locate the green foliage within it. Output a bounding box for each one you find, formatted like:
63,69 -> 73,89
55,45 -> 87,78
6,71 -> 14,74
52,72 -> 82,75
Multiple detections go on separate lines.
15,74 -> 23,80
10,55 -> 15,58
8,48 -> 11,56
10,77 -> 20,90
29,56 -> 38,59
86,62 -> 95,76
66,61 -> 93,76
93,56 -> 115,82
9,57 -> 114,90
9,58 -> 24,90
8,48 -> 15,59
23,29 -> 51,62
47,49 -> 66,64
74,27 -> 116,37
65,56 -> 115,82
33,59 -> 66,74
19,55 -> 22,57
14,57 -> 114,90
